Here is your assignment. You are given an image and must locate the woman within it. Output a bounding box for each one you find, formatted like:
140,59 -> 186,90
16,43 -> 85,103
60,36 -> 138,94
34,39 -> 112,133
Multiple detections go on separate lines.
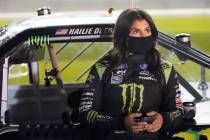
79,8 -> 183,140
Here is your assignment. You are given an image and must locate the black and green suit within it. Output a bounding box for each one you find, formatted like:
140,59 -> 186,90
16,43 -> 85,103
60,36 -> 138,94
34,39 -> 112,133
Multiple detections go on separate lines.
79,55 -> 183,140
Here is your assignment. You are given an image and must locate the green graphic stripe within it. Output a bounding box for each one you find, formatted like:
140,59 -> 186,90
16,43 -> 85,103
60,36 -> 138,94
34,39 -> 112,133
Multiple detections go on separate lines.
27,35 -> 50,46
90,112 -> 98,123
137,84 -> 144,112
87,111 -> 95,123
132,84 -> 137,113
120,84 -> 128,112
128,84 -> 136,113
95,63 -> 106,80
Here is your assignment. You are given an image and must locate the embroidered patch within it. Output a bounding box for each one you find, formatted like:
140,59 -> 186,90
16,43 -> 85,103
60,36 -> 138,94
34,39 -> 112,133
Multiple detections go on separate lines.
111,73 -> 123,84
116,69 -> 127,75
139,64 -> 148,70
138,70 -> 157,81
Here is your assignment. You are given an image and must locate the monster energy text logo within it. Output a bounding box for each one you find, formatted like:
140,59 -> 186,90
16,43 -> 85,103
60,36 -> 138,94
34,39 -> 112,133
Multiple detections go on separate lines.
173,128 -> 210,140
27,35 -> 50,46
119,83 -> 144,113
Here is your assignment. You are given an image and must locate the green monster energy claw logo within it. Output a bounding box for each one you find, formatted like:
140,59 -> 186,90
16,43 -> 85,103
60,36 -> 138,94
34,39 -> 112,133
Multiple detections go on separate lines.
119,83 -> 144,113
87,110 -> 98,124
27,35 -> 50,46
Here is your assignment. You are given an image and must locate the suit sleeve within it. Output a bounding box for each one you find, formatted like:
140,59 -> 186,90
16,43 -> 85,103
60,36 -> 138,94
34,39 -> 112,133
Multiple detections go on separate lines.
160,66 -> 184,132
79,65 -> 125,131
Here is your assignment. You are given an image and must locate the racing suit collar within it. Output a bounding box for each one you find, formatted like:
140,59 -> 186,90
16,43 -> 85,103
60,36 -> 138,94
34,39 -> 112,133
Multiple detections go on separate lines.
126,53 -> 146,63
124,53 -> 147,70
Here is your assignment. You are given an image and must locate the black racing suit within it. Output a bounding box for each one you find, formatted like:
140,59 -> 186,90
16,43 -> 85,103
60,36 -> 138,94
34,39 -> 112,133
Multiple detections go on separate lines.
79,54 -> 183,140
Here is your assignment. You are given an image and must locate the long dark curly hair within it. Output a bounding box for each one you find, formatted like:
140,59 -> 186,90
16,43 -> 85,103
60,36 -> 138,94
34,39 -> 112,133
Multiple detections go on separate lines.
109,8 -> 165,87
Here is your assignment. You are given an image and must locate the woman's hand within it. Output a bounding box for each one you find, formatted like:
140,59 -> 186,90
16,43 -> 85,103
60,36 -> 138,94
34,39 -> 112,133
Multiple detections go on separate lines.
124,113 -> 147,133
144,111 -> 163,132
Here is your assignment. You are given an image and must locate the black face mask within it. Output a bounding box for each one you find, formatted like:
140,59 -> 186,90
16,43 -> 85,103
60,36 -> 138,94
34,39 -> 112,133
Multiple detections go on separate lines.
126,36 -> 154,55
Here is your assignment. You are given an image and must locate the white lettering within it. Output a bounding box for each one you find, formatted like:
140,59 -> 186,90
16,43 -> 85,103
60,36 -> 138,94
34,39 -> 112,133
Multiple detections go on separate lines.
69,28 -> 94,35
80,101 -> 93,106
139,71 -> 151,76
79,105 -> 92,112
138,76 -> 157,81
84,92 -> 94,96
74,28 -> 80,34
94,28 -> 101,34
81,97 -> 93,101
69,28 -> 75,34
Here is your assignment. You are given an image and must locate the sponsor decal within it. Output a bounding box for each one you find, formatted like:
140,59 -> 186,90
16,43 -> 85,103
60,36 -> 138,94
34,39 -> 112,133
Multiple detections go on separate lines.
84,88 -> 95,92
68,27 -> 113,35
119,83 -> 144,113
54,26 -> 114,36
138,71 -> 157,81
116,69 -> 127,75
161,62 -> 171,69
27,35 -> 49,45
139,71 -> 151,76
79,105 -> 92,112
111,68 -> 127,84
83,92 -> 94,96
55,29 -> 69,35
80,97 -> 93,101
80,101 -> 93,106
96,115 -> 113,122
111,72 -> 123,84
138,76 -> 157,81
51,26 -> 114,41
69,28 -> 95,35
139,64 -> 148,70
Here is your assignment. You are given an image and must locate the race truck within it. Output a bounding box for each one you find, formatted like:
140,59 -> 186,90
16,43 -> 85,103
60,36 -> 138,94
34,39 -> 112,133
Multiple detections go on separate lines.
0,7 -> 210,140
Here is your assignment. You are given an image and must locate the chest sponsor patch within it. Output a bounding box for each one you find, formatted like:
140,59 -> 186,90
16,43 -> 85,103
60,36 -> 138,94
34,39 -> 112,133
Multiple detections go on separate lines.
138,70 -> 157,81
139,64 -> 148,70
111,72 -> 124,84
